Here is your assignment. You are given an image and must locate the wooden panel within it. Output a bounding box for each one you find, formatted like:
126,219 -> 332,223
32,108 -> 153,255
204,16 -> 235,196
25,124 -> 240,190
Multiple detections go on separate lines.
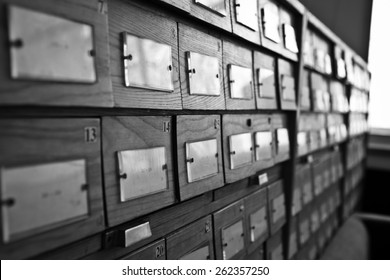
213,200 -> 246,260
253,51 -> 278,109
121,239 -> 166,260
230,0 -> 260,45
179,23 -> 225,110
265,229 -> 284,259
102,116 -> 176,227
288,216 -> 298,259
0,118 -> 104,259
108,0 -> 182,109
223,114 -> 274,184
223,41 -> 255,110
244,188 -> 269,254
189,0 -> 232,32
278,59 -> 296,110
35,234 -> 102,260
272,114 -> 290,163
267,180 -> 286,235
177,115 -> 224,200
167,215 -> 214,260
0,0 -> 112,107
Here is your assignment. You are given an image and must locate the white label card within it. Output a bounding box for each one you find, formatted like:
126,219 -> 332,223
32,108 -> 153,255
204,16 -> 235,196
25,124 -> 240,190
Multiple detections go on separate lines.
258,173 -> 269,185
186,139 -> 218,183
123,33 -> 173,91
236,0 -> 258,31
1,159 -> 88,243
255,131 -> 273,161
257,68 -> 276,99
8,5 -> 96,83
117,147 -> 168,202
229,133 -> 253,169
262,2 -> 280,43
186,52 -> 220,96
250,207 -> 267,242
228,65 -> 253,100
222,220 -> 244,259
283,24 -> 299,53
281,75 -> 295,101
276,128 -> 290,155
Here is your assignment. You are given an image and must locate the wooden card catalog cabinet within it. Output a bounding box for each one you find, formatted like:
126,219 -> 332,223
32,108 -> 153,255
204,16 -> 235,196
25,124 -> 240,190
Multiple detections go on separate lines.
231,0 -> 260,45
167,216 -> 214,260
278,59 -> 296,110
179,24 -> 224,110
122,239 -> 166,260
267,180 -> 286,235
244,189 -> 269,254
254,52 -> 278,109
109,0 -> 181,109
190,0 -> 232,32
272,114 -> 290,163
223,41 -> 255,110
0,118 -> 104,259
266,230 -> 284,260
102,116 -> 175,227
261,1 -> 280,44
0,1 -> 112,107
176,115 -> 224,201
213,200 -> 246,260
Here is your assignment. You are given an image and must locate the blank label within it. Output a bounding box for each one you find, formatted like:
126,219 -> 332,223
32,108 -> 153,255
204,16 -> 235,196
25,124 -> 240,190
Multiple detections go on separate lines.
222,220 -> 244,259
229,133 -> 253,169
1,159 -> 88,243
117,147 -> 167,202
228,65 -> 253,100
8,5 -> 96,83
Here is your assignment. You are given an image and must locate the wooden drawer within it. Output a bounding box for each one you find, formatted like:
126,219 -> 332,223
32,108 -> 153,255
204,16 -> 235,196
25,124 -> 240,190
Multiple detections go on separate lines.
121,239 -> 166,260
230,0 -> 260,45
267,180 -> 286,235
312,30 -> 332,75
176,115 -> 224,200
223,40 -> 256,110
213,200 -> 246,260
0,0 -> 112,107
0,118 -> 104,259
179,23 -> 225,110
265,229 -> 284,259
155,0 -> 190,12
330,80 -> 348,113
223,114 -> 275,184
244,188 -> 269,254
188,0 -> 232,32
278,59 -> 296,110
108,0 -> 182,109
259,0 -> 299,61
291,174 -> 303,216
310,207 -> 320,234
102,116 -> 176,227
272,114 -> 290,163
167,216 -> 214,260
253,51 -> 278,110
334,45 -> 347,80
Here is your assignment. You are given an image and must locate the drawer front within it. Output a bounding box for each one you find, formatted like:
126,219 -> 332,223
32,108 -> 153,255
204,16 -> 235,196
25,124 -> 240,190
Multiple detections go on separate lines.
0,118 -> 104,259
102,116 -> 175,227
